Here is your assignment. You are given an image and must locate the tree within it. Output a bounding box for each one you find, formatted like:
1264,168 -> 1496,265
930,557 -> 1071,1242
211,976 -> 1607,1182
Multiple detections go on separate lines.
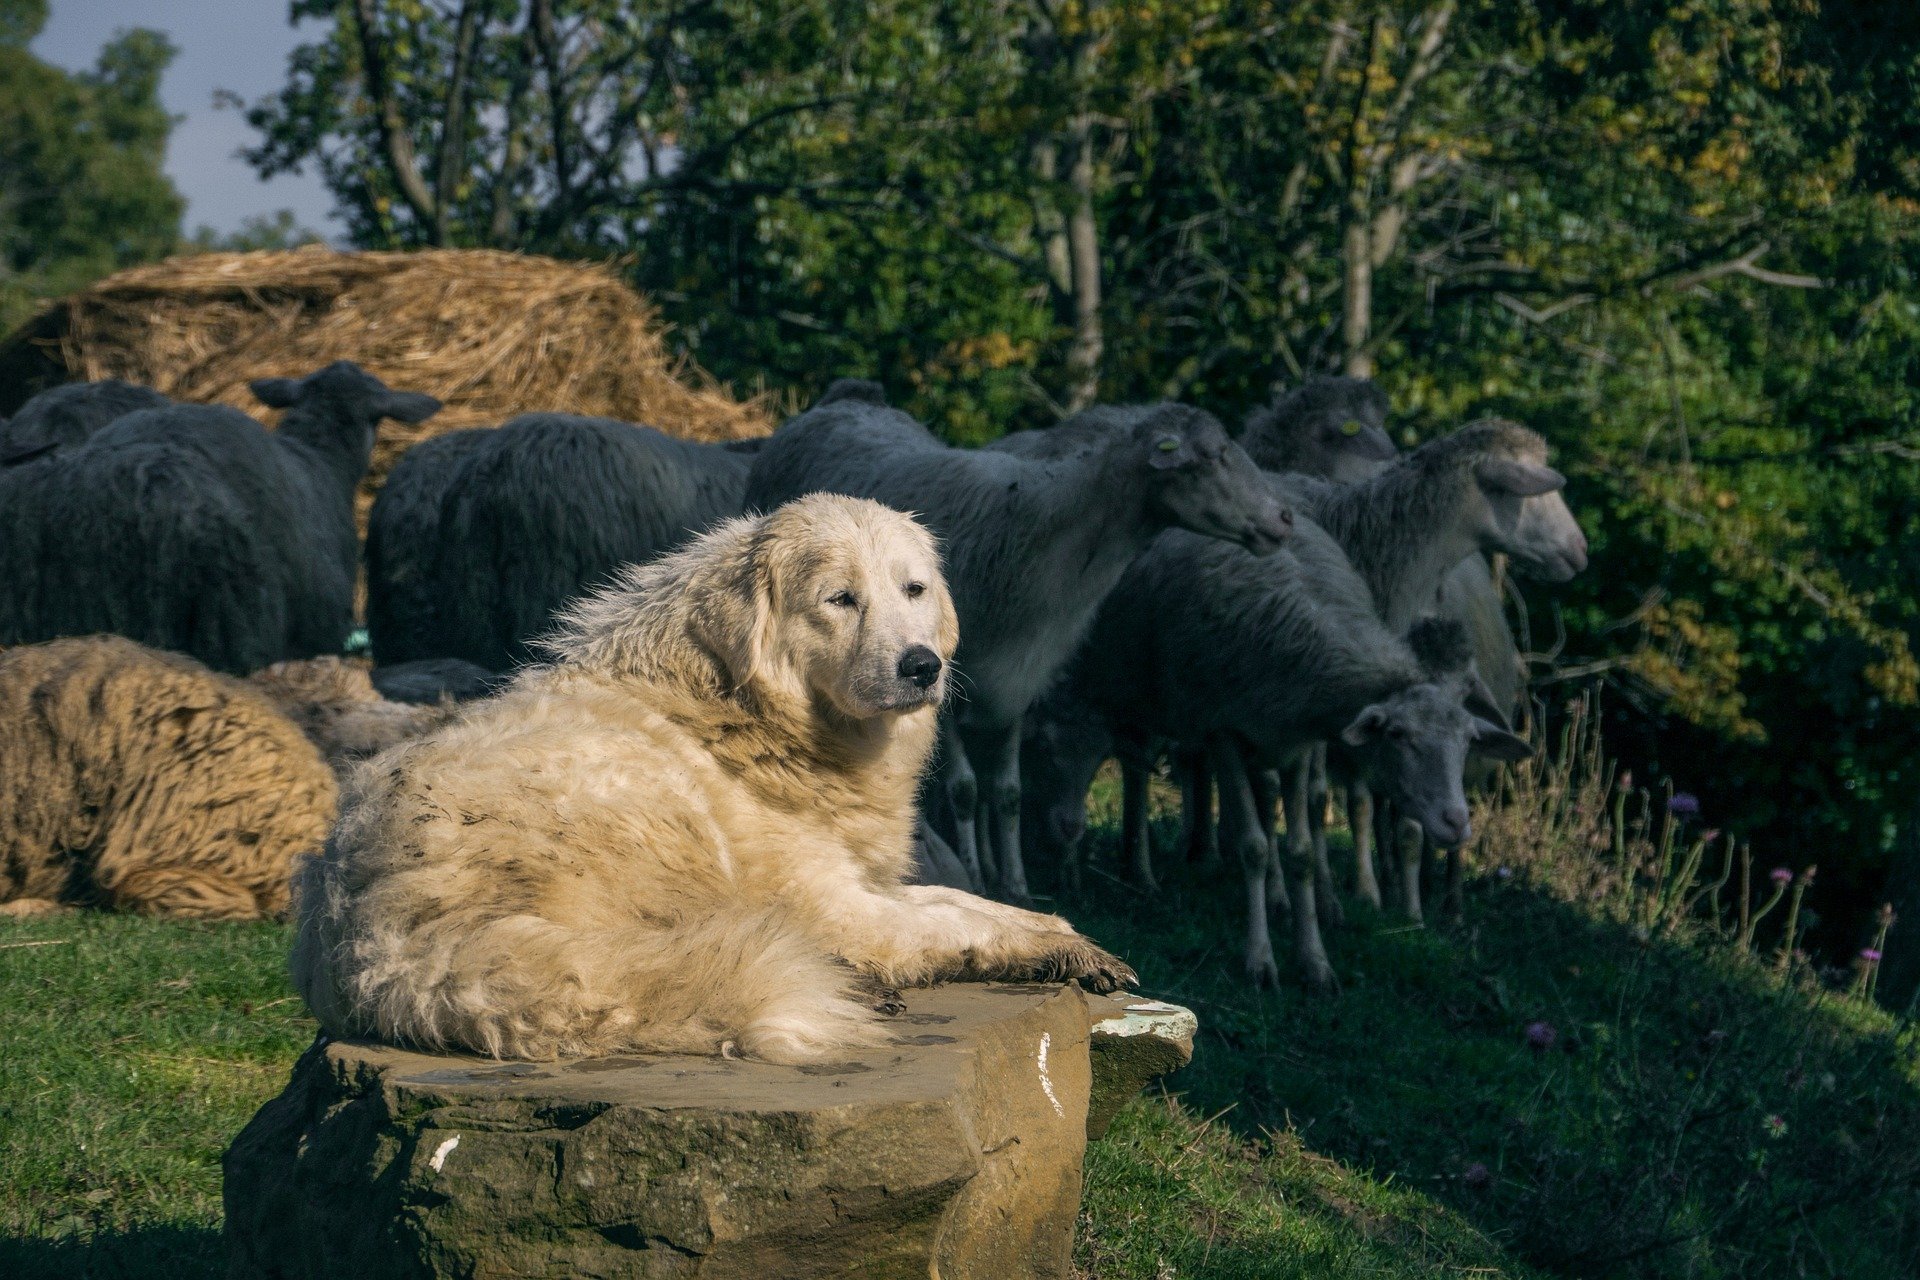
0,1 -> 184,329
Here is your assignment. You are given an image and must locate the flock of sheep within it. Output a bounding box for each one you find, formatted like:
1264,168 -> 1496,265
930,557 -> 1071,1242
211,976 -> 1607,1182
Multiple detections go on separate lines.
0,358 -> 1587,993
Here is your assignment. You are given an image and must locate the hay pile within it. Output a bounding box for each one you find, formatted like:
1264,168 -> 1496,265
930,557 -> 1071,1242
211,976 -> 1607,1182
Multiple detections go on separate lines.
0,247 -> 774,531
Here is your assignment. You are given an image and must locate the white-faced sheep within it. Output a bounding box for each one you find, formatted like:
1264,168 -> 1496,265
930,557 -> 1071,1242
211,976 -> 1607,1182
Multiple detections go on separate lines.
0,362 -> 441,675
366,414 -> 763,671
0,636 -> 338,920
745,383 -> 1292,904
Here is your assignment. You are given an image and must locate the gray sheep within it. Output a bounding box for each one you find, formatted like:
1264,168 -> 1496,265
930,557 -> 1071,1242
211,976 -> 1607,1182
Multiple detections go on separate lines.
1237,376 -> 1396,481
745,383 -> 1292,904
1073,507 -> 1530,986
0,378 -> 169,466
0,362 -> 438,674
367,414 -> 761,670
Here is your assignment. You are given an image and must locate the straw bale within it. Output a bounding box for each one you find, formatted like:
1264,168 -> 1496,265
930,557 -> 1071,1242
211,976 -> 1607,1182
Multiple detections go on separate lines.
0,247 -> 773,534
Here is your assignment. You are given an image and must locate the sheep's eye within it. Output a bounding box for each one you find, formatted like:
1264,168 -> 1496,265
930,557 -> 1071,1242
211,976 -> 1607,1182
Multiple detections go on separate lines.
827,591 -> 859,609
1340,419 -> 1362,436
904,581 -> 926,599
1155,437 -> 1181,453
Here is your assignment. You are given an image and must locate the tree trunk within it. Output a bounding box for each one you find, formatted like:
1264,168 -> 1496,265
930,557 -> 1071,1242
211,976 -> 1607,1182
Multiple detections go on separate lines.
1063,116 -> 1103,411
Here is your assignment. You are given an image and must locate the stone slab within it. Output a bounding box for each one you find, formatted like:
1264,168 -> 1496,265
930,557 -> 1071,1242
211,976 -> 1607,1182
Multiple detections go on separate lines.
224,983 -> 1193,1279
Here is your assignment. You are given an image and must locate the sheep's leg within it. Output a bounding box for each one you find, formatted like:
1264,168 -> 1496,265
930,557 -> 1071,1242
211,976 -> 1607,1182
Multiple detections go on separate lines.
1252,766 -> 1291,915
1281,753 -> 1338,991
1374,798 -> 1401,900
0,897 -> 69,918
1349,778 -> 1382,909
1396,815 -> 1425,923
1211,739 -> 1278,986
937,719 -> 988,889
1306,746 -> 1343,928
1178,750 -> 1219,869
1119,751 -> 1157,891
1443,845 -> 1465,921
973,720 -> 1034,908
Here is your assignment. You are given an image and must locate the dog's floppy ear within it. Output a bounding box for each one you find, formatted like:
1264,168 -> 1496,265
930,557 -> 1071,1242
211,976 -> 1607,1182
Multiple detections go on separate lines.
694,518 -> 799,700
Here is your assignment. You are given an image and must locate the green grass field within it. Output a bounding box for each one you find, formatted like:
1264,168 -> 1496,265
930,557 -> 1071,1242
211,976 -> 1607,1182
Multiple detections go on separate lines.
4,808 -> 1918,1278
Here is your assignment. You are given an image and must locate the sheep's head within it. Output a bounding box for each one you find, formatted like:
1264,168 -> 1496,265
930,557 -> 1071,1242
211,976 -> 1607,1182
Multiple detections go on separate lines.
1441,420 -> 1588,581
1238,376 -> 1396,482
1137,404 -> 1294,555
250,361 -> 442,459
1340,619 -> 1532,848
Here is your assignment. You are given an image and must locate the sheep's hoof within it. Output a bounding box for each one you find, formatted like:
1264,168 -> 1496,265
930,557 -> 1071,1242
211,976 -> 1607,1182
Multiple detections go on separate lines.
1243,953 -> 1281,989
997,886 -> 1038,911
1300,962 -> 1341,996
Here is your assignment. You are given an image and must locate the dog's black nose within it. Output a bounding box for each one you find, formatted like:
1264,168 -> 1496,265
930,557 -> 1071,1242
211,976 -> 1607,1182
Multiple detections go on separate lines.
897,645 -> 942,689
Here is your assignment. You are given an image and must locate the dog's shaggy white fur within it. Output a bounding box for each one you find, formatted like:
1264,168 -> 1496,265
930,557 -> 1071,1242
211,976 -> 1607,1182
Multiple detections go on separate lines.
293,494 -> 1133,1063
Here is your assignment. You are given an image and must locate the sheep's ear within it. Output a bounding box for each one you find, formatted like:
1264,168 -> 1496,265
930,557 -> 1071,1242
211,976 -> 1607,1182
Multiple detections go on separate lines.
250,377 -> 301,409
1470,717 -> 1535,762
1340,704 -> 1390,747
1148,433 -> 1196,470
376,391 -> 442,424
1476,457 -> 1564,496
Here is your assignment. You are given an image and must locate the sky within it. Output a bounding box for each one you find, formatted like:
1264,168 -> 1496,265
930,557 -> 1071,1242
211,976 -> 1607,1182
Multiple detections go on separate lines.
34,2 -> 342,239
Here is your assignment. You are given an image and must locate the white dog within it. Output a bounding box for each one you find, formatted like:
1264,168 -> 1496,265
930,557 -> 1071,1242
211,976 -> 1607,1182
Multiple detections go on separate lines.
292,493 -> 1134,1063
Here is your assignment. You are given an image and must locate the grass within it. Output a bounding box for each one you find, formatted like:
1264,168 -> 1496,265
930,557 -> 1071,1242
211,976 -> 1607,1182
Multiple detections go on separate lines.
0,915 -> 311,1278
4,747 -> 1918,1277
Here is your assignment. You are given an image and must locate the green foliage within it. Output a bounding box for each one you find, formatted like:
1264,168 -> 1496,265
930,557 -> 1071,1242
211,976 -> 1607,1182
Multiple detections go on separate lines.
0,11 -> 184,330
185,209 -> 327,253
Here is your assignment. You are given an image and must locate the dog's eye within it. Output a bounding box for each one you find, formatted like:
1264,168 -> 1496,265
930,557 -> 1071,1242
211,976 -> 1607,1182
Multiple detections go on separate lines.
827,591 -> 859,609
904,581 -> 926,599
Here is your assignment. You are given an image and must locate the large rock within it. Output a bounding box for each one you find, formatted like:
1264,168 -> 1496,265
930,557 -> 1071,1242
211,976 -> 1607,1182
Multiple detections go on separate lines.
224,983 -> 1193,1279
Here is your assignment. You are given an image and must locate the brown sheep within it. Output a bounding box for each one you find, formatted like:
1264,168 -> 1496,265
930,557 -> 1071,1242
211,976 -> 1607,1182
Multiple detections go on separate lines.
248,656 -> 458,779
0,636 -> 337,920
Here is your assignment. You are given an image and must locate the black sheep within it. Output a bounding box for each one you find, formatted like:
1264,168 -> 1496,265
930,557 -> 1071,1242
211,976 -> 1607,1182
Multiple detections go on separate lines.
367,414 -> 761,670
0,379 -> 169,466
0,362 -> 439,674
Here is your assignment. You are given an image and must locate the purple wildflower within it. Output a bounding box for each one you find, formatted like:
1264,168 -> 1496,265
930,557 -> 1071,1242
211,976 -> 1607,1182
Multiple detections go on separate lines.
1667,792 -> 1701,818
1860,948 -> 1883,963
1524,1021 -> 1557,1052
1762,1114 -> 1788,1140
1770,867 -> 1793,885
1463,1162 -> 1491,1190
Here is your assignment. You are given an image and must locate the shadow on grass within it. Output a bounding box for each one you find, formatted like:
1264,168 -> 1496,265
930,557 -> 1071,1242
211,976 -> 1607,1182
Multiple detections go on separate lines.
0,1224 -> 222,1280
1051,814 -> 1920,1279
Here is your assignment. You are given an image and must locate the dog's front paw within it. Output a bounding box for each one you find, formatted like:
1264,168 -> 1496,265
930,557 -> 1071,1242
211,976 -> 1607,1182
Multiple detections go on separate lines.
853,973 -> 907,1017
1031,938 -> 1138,994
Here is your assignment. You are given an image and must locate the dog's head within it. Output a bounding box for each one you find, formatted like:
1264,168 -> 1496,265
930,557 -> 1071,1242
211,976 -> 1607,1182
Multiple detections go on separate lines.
706,493 -> 958,722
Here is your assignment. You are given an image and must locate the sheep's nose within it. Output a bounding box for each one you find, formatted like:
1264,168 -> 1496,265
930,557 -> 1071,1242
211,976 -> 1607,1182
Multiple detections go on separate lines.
897,646 -> 943,689
1437,805 -> 1472,847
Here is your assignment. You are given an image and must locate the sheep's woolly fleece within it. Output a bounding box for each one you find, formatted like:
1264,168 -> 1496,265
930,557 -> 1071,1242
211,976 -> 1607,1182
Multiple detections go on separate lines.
0,635 -> 337,920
